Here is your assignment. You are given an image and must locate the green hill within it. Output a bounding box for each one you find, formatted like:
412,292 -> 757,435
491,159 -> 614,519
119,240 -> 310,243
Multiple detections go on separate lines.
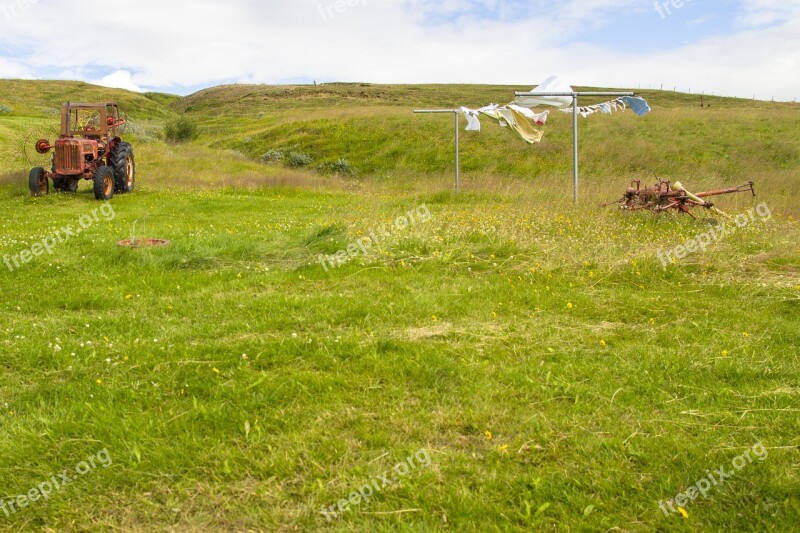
0,80 -> 175,119
174,83 -> 800,211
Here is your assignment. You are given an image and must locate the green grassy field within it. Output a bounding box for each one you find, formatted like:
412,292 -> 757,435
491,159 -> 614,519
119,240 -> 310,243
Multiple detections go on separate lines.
1,80 -> 799,531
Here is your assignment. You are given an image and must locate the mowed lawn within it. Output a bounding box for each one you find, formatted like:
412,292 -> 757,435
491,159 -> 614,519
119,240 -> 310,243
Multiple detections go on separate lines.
1,81 -> 800,531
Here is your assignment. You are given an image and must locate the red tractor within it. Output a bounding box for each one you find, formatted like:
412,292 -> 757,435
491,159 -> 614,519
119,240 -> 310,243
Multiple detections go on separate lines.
29,102 -> 135,200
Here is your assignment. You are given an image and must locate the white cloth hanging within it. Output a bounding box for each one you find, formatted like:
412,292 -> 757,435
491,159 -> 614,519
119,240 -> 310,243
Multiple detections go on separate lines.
459,107 -> 482,131
513,75 -> 574,109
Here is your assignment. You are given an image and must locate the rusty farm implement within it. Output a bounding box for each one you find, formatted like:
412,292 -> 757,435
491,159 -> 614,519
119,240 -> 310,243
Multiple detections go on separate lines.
611,179 -> 756,217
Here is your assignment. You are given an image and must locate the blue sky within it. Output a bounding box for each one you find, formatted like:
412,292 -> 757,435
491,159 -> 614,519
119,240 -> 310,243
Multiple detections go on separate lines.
0,0 -> 797,100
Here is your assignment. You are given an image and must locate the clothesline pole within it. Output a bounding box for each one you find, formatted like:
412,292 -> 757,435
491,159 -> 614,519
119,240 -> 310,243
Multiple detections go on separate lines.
455,111 -> 460,193
514,91 -> 635,205
572,96 -> 579,204
413,109 -> 460,193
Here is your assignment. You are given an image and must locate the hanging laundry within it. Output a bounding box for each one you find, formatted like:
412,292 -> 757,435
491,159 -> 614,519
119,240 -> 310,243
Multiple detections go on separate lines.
459,107 -> 482,131
620,96 -> 651,117
463,105 -> 545,143
513,75 -> 574,109
452,76 -> 650,145
508,104 -> 549,125
477,104 -> 508,126
558,95 -> 650,118
508,108 -> 544,144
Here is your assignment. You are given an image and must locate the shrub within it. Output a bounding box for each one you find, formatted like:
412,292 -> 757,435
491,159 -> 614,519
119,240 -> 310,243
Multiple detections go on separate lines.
318,158 -> 354,175
260,149 -> 284,163
0,104 -> 12,114
287,152 -> 313,168
164,116 -> 198,143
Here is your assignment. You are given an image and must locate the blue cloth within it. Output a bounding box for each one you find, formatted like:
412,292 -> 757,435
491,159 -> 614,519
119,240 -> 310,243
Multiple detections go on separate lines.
620,96 -> 651,117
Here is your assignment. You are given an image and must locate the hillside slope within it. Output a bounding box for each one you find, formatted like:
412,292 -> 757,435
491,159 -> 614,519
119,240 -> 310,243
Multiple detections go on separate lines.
176,83 -> 800,211
0,80 -> 174,119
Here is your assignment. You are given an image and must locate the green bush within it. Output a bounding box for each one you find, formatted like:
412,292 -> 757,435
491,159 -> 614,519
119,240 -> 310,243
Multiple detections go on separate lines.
260,149 -> 284,163
0,104 -> 12,114
164,116 -> 198,143
318,158 -> 354,175
287,152 -> 313,168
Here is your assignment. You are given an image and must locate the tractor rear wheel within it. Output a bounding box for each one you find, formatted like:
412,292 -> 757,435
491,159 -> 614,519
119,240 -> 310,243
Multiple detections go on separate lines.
29,167 -> 48,197
111,142 -> 135,193
93,166 -> 115,201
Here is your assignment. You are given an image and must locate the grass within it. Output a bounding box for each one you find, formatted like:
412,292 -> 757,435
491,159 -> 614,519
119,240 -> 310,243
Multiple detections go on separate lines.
0,80 -> 799,531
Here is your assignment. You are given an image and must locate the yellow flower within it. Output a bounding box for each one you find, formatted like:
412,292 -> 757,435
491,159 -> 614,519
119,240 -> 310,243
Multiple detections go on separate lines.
497,444 -> 509,453
678,507 -> 689,518
212,368 -> 221,374
649,318 -> 656,325
600,340 -> 607,347
432,315 -> 439,322
95,379 -> 102,385
721,350 -> 729,357
484,430 -> 493,440
125,294 -> 133,300
567,303 -> 574,310
742,332 -> 751,338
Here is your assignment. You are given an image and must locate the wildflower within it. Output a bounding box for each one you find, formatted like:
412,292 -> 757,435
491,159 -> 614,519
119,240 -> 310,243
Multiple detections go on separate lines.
212,368 -> 220,374
567,303 -> 574,310
497,444 -> 509,453
96,379 -> 102,385
432,315 -> 439,322
125,294 -> 133,300
600,340 -> 607,347
742,332 -> 751,338
722,350 -> 729,357
484,430 -> 493,440
649,318 -> 656,326
678,507 -> 689,518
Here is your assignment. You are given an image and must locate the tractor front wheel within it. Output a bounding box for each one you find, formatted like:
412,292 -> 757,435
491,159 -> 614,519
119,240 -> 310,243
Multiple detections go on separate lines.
111,142 -> 135,193
53,177 -> 79,193
29,167 -> 48,197
93,166 -> 115,201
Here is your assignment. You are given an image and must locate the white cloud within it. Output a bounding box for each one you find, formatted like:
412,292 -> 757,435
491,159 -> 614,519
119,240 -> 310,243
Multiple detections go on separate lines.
0,0 -> 797,100
91,70 -> 144,93
0,56 -> 32,79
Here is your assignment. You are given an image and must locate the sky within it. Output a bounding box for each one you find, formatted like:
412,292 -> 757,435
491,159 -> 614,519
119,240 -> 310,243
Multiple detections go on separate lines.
0,0 -> 798,100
